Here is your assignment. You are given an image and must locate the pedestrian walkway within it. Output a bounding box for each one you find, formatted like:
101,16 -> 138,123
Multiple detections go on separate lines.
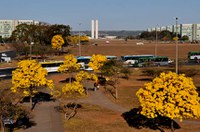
22,88 -> 200,132
76,89 -> 128,113
23,101 -> 64,132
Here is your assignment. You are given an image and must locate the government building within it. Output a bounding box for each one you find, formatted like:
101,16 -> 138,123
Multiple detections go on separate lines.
0,20 -> 46,38
147,24 -> 200,41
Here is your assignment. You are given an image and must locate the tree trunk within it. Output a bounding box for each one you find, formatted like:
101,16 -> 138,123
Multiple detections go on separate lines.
171,120 -> 174,132
30,96 -> 33,110
65,102 -> 78,120
115,87 -> 118,99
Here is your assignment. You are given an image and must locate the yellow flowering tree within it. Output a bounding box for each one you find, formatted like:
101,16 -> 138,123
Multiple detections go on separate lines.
51,34 -> 65,50
68,35 -> 89,46
88,54 -> 107,72
11,60 -> 54,108
136,71 -> 200,131
80,35 -> 89,43
58,54 -> 80,82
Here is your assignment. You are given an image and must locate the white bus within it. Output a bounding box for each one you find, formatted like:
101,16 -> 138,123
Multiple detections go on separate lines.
188,51 -> 200,63
40,61 -> 64,73
76,56 -> 92,71
106,55 -> 118,60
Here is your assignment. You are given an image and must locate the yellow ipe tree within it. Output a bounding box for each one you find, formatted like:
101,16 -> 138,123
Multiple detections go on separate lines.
51,34 -> 65,51
136,71 -> 200,132
58,54 -> 80,82
11,60 -> 54,109
88,54 -> 107,72
53,55 -> 98,120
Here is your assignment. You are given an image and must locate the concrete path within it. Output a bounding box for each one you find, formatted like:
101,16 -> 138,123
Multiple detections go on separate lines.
22,87 -> 200,132
76,89 -> 128,113
23,101 -> 64,132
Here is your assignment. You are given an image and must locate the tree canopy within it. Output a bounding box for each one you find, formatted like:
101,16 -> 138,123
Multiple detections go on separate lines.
11,24 -> 71,45
88,54 -> 107,72
136,71 -> 200,122
51,34 -> 65,50
11,60 -> 54,97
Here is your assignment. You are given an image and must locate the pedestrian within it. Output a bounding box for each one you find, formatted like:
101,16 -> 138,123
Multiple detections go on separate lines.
94,80 -> 99,91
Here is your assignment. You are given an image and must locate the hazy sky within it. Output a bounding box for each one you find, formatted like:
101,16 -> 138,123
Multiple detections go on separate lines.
0,0 -> 200,31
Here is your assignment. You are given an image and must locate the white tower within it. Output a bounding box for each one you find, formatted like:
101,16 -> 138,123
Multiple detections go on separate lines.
91,19 -> 99,39
91,20 -> 95,39
95,20 -> 98,39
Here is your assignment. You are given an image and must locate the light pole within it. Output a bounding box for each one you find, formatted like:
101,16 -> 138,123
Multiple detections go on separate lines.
78,23 -> 81,56
155,24 -> 158,56
175,17 -> 178,74
30,42 -> 34,60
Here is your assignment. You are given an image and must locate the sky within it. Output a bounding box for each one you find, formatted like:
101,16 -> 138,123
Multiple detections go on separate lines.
0,0 -> 200,31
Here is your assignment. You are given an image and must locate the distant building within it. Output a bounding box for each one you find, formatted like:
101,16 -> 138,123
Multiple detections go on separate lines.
148,23 -> 200,41
91,20 -> 99,39
0,20 -> 47,38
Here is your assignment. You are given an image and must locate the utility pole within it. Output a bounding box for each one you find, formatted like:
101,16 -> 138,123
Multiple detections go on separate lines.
78,23 -> 81,56
155,24 -> 158,56
175,17 -> 179,74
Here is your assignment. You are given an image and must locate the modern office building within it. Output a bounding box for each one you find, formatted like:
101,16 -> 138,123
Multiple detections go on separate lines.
0,20 -> 45,38
148,23 -> 200,41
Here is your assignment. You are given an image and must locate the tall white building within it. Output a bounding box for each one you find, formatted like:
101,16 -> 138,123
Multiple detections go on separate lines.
91,19 -> 99,39
91,20 -> 95,39
0,20 -> 44,38
148,23 -> 200,41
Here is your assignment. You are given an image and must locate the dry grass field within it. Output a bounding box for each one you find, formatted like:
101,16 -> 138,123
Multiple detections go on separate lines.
1,40 -> 200,131
64,39 -> 200,131
70,39 -> 200,60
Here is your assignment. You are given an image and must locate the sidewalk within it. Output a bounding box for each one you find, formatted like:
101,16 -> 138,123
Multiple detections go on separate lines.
23,101 -> 64,132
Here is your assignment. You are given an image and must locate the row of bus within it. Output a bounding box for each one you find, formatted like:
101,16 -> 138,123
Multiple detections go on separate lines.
39,55 -> 173,73
39,51 -> 200,73
1,52 -> 199,78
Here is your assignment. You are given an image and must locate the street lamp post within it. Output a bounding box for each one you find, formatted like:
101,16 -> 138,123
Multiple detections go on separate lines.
155,25 -> 158,56
78,23 -> 81,56
30,42 -> 34,60
175,17 -> 179,74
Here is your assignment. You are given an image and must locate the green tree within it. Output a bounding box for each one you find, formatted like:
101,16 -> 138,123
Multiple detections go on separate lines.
100,60 -> 131,99
10,24 -> 71,46
181,35 -> 189,41
159,30 -> 172,41
136,71 -> 200,132
10,24 -> 30,43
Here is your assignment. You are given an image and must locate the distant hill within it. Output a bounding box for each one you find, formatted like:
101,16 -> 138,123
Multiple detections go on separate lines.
72,30 -> 144,38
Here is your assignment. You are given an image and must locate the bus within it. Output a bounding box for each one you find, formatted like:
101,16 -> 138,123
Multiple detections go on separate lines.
76,55 -> 118,71
40,61 -> 64,73
106,55 -> 118,60
136,56 -> 171,67
121,55 -> 154,66
188,51 -> 200,63
76,56 -> 92,71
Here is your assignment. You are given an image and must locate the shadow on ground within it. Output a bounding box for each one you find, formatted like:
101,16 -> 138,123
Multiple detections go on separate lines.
2,117 -> 36,132
21,92 -> 54,103
59,77 -> 76,83
136,78 -> 152,81
122,108 -> 181,131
